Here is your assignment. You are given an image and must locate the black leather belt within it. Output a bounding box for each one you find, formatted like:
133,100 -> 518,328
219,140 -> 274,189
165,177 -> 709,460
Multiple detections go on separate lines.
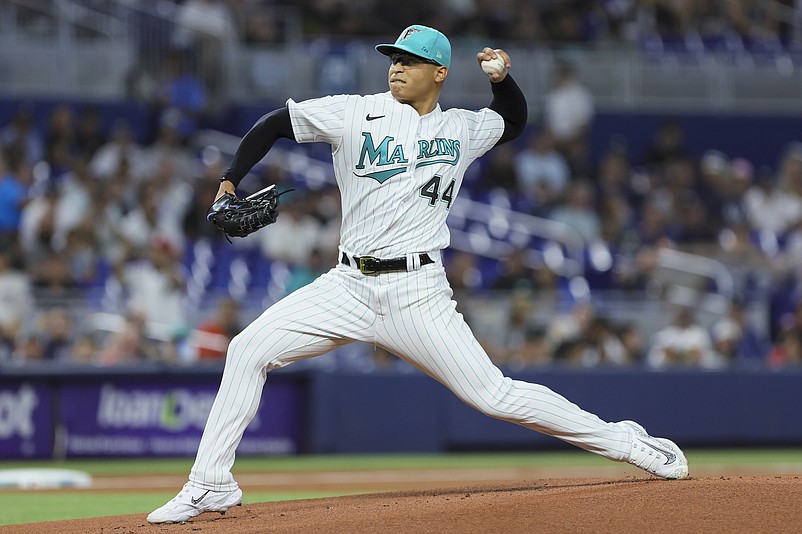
341,252 -> 434,274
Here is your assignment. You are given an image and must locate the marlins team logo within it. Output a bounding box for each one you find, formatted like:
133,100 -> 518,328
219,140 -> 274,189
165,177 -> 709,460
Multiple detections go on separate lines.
354,132 -> 461,183
400,27 -> 423,41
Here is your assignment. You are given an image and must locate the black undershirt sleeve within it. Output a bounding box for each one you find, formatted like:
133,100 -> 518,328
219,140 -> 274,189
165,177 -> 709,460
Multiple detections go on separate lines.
488,75 -> 528,145
220,106 -> 294,187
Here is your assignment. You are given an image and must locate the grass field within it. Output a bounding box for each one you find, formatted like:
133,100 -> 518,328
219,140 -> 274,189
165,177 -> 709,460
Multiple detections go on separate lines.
1,449 -> 801,527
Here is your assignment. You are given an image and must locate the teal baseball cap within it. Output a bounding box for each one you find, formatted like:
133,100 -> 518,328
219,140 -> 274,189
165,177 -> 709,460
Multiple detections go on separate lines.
375,25 -> 451,68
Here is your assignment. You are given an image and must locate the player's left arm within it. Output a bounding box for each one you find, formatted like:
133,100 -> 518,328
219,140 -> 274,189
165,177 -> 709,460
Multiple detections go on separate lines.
216,107 -> 295,199
478,48 -> 527,145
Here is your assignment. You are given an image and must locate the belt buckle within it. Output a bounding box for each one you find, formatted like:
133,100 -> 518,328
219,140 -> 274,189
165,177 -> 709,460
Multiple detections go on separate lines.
357,256 -> 379,275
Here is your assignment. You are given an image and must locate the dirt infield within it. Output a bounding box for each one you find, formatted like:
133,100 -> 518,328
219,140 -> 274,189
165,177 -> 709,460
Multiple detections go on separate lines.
6,474 -> 802,533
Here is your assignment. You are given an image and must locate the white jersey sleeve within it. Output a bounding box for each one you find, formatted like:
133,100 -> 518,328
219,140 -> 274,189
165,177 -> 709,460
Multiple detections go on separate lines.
452,107 -> 505,163
287,95 -> 352,146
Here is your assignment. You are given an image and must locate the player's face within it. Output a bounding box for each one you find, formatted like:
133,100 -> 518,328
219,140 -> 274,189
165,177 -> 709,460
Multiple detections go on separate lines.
387,52 -> 446,106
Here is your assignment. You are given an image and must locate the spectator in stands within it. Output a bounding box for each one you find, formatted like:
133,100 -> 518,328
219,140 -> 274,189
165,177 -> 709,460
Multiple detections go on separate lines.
0,147 -> 29,247
492,246 -> 542,291
99,310 -> 163,365
12,335 -> 44,363
618,322 -> 646,364
647,305 -> 722,369
598,192 -> 635,248
546,301 -> 595,357
74,106 -> 106,160
513,129 -> 569,213
239,4 -> 285,44
89,119 -> 145,181
474,143 -> 519,197
19,182 -> 60,264
285,247 -> 331,296
656,155 -> 702,217
743,164 -> 802,237
146,155 -> 194,235
140,110 -> 198,182
653,156 -> 718,248
93,167 -> 134,263
52,157 -> 95,250
777,142 -> 802,238
697,150 -> 751,232
643,119 -> 689,169
70,334 -> 99,365
1,103 -> 44,164
634,198 -> 671,247
553,337 -> 590,367
20,157 -> 93,262
543,60 -> 594,157
182,146 -> 229,243
24,307 -> 75,361
711,299 -> 770,368
445,250 -> 484,291
0,249 -> 34,362
547,179 -> 601,241
542,2 -> 590,43
113,235 -> 189,342
488,289 -> 540,366
722,0 -> 784,41
30,251 -> 80,299
671,191 -> 719,248
258,196 -> 323,266
584,316 -> 633,367
190,296 -> 242,362
118,180 -> 185,258
173,0 -> 236,108
766,326 -> 802,369
43,103 -> 77,179
611,243 -> 663,291
62,223 -> 101,287
183,175 -> 227,243
597,143 -> 638,202
152,51 -> 208,145
506,326 -> 553,371
722,157 -> 754,226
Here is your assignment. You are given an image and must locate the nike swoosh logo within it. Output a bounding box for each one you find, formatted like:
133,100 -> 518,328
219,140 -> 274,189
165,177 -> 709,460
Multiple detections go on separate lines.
642,441 -> 676,465
366,114 -> 385,121
191,490 -> 211,505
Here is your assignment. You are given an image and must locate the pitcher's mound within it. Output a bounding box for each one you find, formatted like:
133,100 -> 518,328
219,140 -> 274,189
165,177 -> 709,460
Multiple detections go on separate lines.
11,476 -> 802,533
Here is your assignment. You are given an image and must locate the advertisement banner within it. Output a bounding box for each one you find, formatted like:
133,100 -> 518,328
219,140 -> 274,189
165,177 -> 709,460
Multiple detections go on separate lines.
60,380 -> 300,457
0,383 -> 53,459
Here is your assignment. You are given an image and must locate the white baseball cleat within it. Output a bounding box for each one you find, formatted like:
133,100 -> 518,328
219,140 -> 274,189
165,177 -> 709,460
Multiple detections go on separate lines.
147,482 -> 243,524
621,420 -> 689,480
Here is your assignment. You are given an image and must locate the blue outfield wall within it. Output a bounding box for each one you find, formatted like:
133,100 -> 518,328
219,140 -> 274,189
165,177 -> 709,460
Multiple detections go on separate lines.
1,366 -> 801,459
306,369 -> 802,453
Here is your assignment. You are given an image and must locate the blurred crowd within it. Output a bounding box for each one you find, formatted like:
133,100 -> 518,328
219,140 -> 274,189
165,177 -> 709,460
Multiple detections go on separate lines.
296,0 -> 799,46
109,0 -> 799,45
2,64 -> 802,373
1,1 -> 802,372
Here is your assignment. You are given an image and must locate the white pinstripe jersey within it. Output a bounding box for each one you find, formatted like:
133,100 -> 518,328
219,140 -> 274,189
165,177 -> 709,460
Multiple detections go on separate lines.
287,92 -> 504,257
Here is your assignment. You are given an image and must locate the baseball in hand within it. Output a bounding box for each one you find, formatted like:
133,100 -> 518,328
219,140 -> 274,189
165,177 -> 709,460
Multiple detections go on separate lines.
481,56 -> 506,77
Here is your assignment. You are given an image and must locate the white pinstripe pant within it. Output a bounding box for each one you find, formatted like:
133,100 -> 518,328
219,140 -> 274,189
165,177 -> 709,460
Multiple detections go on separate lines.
190,262 -> 631,490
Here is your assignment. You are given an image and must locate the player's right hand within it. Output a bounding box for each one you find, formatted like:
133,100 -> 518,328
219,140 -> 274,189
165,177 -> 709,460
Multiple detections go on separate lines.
476,47 -> 511,83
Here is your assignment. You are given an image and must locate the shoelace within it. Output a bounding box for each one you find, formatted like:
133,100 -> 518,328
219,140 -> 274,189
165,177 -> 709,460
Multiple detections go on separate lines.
632,440 -> 666,471
168,484 -> 191,504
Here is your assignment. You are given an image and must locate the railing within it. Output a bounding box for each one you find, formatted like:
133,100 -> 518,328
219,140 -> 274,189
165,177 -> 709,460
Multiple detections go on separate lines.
1,0 -> 802,111
1,0 -> 124,38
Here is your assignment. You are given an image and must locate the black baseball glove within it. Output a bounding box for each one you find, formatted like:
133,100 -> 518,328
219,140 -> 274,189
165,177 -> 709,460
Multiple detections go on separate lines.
207,185 -> 282,239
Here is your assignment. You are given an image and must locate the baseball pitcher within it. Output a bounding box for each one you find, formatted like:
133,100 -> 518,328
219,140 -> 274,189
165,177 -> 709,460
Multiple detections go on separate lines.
149,24 -> 688,524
